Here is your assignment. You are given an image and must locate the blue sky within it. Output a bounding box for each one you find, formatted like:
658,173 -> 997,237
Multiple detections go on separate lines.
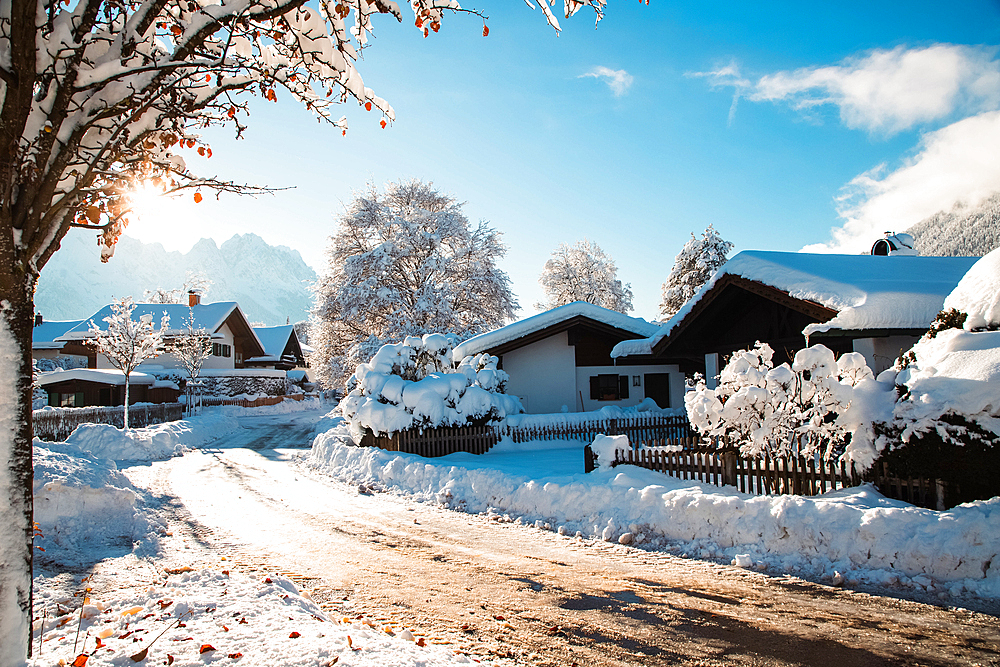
125,0 -> 1000,321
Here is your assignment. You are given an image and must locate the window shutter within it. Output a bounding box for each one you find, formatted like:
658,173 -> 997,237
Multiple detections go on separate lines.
589,376 -> 599,400
619,375 -> 629,400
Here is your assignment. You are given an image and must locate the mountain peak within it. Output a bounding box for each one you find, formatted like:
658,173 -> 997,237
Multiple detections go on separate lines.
36,233 -> 317,324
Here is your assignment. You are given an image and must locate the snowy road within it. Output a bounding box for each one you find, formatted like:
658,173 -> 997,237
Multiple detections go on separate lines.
127,413 -> 1000,667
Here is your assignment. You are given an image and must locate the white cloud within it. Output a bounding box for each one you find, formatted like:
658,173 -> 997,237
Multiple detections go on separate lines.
580,66 -> 634,97
693,45 -> 1000,135
686,60 -> 749,125
803,111 -> 1000,253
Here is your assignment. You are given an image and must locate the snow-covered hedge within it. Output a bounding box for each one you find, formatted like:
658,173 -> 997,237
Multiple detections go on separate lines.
684,342 -> 886,465
340,333 -> 523,444
866,249 -> 1000,504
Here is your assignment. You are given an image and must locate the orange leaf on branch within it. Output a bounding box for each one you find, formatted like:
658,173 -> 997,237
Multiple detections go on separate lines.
483,25 -> 489,36
193,192 -> 203,203
71,654 -> 88,666
365,102 -> 372,111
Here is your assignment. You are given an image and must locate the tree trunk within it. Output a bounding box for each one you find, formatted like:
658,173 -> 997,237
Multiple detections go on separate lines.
124,375 -> 130,430
0,267 -> 36,662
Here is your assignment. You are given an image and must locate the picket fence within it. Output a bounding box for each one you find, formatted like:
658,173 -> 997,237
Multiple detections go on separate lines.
608,441 -> 945,510
499,414 -> 691,445
361,424 -> 499,456
33,403 -> 184,441
196,394 -> 305,409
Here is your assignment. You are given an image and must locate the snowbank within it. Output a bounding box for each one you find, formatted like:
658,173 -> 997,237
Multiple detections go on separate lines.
308,426 -> 1000,600
62,411 -> 241,461
33,442 -> 157,558
30,568 -> 473,667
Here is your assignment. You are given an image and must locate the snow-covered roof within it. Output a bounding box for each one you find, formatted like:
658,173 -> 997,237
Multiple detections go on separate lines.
37,369 -> 156,386
32,319 -> 84,349
251,325 -> 295,357
613,251 -> 980,359
58,302 -> 243,340
453,301 -> 662,360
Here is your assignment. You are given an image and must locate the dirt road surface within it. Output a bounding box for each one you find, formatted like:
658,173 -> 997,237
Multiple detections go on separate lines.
124,414 -> 1000,667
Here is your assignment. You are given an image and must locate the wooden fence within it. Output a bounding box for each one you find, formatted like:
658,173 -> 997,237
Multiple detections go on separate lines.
608,442 -> 945,509
612,446 -> 864,496
196,394 -> 305,408
500,414 -> 691,446
33,403 -> 184,441
361,424 -> 500,457
360,414 -> 692,459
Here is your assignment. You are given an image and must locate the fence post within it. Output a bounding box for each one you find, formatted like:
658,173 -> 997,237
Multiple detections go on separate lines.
722,449 -> 738,488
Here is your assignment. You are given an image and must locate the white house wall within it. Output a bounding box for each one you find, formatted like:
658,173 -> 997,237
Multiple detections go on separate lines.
97,323 -> 237,370
575,364 -> 683,412
852,335 -> 920,375
501,332 -> 577,414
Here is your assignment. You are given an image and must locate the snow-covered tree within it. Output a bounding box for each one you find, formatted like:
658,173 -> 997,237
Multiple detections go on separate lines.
685,342 -> 875,461
0,0 -> 612,653
340,333 -> 522,444
659,225 -> 733,320
536,240 -> 633,313
167,309 -> 213,414
144,272 -> 213,304
87,298 -> 169,429
311,179 -> 518,389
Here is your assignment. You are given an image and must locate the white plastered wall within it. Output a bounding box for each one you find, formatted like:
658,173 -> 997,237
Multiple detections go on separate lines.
500,332 -> 577,414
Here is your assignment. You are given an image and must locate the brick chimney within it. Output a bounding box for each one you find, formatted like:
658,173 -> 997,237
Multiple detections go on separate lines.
188,290 -> 201,307
34,313 -> 42,327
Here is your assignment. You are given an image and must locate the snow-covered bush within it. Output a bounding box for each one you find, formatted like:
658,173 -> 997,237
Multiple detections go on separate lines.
685,342 -> 881,461
340,334 -> 523,444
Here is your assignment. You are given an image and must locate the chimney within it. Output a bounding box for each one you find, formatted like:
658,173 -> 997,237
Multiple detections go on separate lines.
34,313 -> 42,327
188,290 -> 201,307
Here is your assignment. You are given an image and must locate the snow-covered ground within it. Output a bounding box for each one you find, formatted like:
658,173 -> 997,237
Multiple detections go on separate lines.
28,403 -> 477,667
24,399 -> 1000,666
308,421 -> 1000,603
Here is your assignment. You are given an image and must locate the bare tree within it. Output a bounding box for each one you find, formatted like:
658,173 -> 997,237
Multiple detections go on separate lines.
86,298 -> 169,429
167,309 -> 213,414
311,179 -> 518,389
537,239 -> 633,313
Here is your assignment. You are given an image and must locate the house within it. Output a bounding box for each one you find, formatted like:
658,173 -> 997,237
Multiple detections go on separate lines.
246,325 -> 308,372
37,369 -> 180,407
51,294 -> 289,402
57,294 -> 266,371
452,301 -> 684,414
31,316 -> 94,369
612,251 -> 980,384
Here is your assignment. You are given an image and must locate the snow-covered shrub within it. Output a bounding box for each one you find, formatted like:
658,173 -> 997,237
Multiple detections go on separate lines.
340,333 -> 523,444
685,342 -> 882,462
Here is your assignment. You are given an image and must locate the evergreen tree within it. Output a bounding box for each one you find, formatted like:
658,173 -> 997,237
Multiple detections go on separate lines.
659,225 -> 733,320
311,180 -> 518,389
537,240 -> 633,313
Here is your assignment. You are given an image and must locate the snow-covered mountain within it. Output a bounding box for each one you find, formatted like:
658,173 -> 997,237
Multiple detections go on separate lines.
907,193 -> 1000,257
35,232 -> 317,325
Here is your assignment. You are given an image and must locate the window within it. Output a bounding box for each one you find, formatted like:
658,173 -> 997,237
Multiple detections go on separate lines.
589,374 -> 629,401
212,343 -> 232,358
632,375 -> 641,387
